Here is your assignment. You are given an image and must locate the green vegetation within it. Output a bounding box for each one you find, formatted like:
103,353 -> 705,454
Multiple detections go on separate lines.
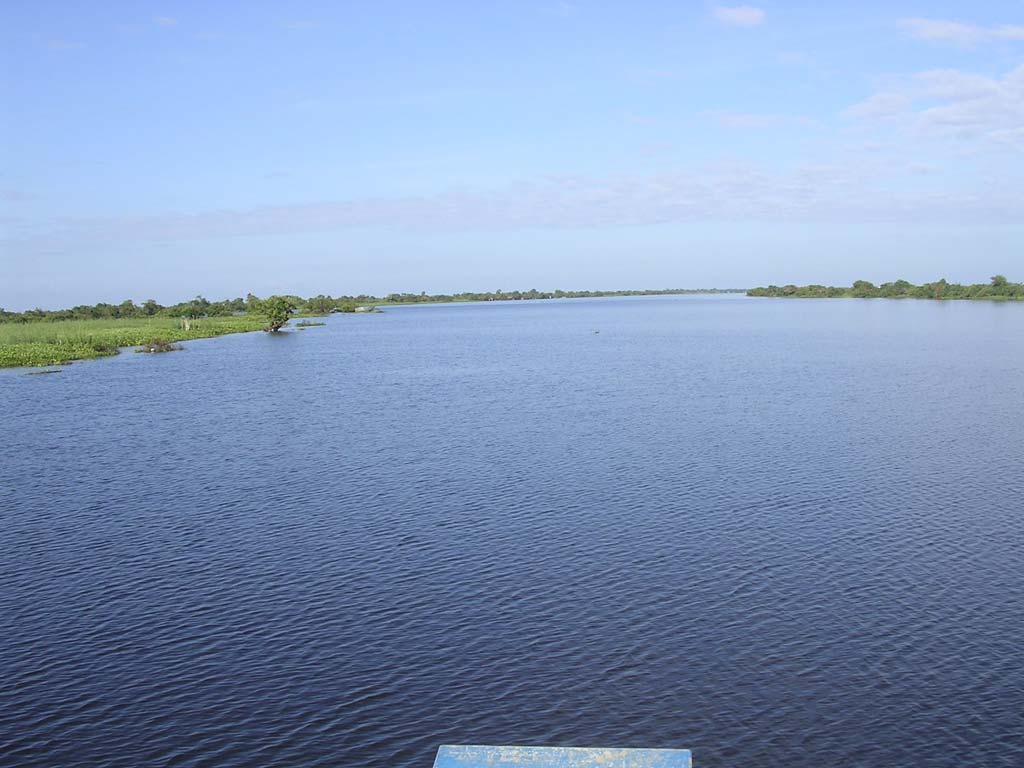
135,339 -> 184,354
748,276 -> 1024,301
2,287 -> 742,325
372,287 -> 744,306
294,288 -> 742,313
2,285 -> 744,369
260,296 -> 295,332
0,316 -> 265,368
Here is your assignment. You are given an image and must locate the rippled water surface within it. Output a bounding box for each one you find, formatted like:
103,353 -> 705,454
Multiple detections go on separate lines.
3,295 -> 1024,767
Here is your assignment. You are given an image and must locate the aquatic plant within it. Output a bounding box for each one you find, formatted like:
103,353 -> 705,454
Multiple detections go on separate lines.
0,316 -> 265,368
135,338 -> 183,353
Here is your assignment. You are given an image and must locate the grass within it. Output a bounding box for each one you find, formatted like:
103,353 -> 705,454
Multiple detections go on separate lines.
135,338 -> 184,353
0,316 -> 266,368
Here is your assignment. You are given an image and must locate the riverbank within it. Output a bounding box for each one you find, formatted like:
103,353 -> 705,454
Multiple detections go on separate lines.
371,288 -> 747,307
748,277 -> 1023,300
0,316 -> 266,368
3,291 -> 751,367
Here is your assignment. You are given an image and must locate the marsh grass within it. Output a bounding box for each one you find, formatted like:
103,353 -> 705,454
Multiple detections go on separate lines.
0,316 -> 265,368
135,338 -> 184,353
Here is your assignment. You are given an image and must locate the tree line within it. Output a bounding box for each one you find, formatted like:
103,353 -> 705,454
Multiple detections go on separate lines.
376,287 -> 742,304
747,276 -> 1023,300
0,287 -> 744,323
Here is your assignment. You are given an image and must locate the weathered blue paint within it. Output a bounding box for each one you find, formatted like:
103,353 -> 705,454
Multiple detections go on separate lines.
433,745 -> 692,768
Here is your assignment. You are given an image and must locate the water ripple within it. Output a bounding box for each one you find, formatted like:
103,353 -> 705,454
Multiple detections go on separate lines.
3,296 -> 1024,767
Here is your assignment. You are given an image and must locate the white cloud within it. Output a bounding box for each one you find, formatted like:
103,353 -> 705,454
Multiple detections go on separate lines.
45,39 -> 83,51
0,188 -> 30,202
844,64 -> 1024,145
713,5 -> 765,28
6,160 -> 1021,257
700,110 -> 819,129
915,69 -> 1002,102
154,16 -> 178,28
624,112 -> 660,126
542,2 -> 578,17
842,92 -> 911,121
900,18 -> 1024,47
990,127 -> 1024,146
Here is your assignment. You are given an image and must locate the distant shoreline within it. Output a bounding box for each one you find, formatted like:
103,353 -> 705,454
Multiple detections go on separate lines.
748,277 -> 1022,301
2,287 -> 749,320
11,279 -> 1018,370
1,289 -> 746,369
371,289 -> 748,307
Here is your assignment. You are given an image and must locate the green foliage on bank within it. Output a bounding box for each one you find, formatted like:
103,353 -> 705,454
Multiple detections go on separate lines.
374,287 -> 744,305
0,316 -> 265,368
747,276 -> 1024,301
1,286 -> 746,368
259,296 -> 296,332
1,287 -> 745,325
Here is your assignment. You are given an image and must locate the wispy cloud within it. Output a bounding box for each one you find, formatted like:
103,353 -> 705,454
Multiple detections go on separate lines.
6,161 -> 1021,257
900,18 -> 1024,47
154,16 -> 178,28
700,110 -> 819,130
542,2 -> 578,18
842,93 -> 911,121
989,127 -> 1024,147
844,64 -> 1024,145
623,112 -> 660,126
0,188 -> 30,203
45,39 -> 83,51
712,6 -> 766,28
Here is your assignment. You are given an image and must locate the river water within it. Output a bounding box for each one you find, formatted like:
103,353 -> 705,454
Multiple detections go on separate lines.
3,295 -> 1023,767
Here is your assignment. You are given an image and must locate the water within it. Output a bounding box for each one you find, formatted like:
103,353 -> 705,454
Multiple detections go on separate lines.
3,295 -> 1023,767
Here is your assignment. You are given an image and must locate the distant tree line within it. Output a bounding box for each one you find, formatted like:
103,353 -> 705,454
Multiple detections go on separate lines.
0,296 -> 247,323
375,287 -> 743,304
0,287 -> 745,323
747,276 -> 1023,301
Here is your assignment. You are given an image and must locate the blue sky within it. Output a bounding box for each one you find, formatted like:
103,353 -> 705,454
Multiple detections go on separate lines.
2,1 -> 1023,308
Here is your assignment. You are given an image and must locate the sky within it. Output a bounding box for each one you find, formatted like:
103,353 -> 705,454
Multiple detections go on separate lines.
1,1 -> 1023,309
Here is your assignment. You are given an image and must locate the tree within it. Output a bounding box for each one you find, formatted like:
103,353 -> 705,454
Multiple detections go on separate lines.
185,295 -> 210,319
852,280 -> 877,298
262,295 -> 294,332
304,295 -> 335,315
880,280 -> 911,297
992,275 -> 1009,287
